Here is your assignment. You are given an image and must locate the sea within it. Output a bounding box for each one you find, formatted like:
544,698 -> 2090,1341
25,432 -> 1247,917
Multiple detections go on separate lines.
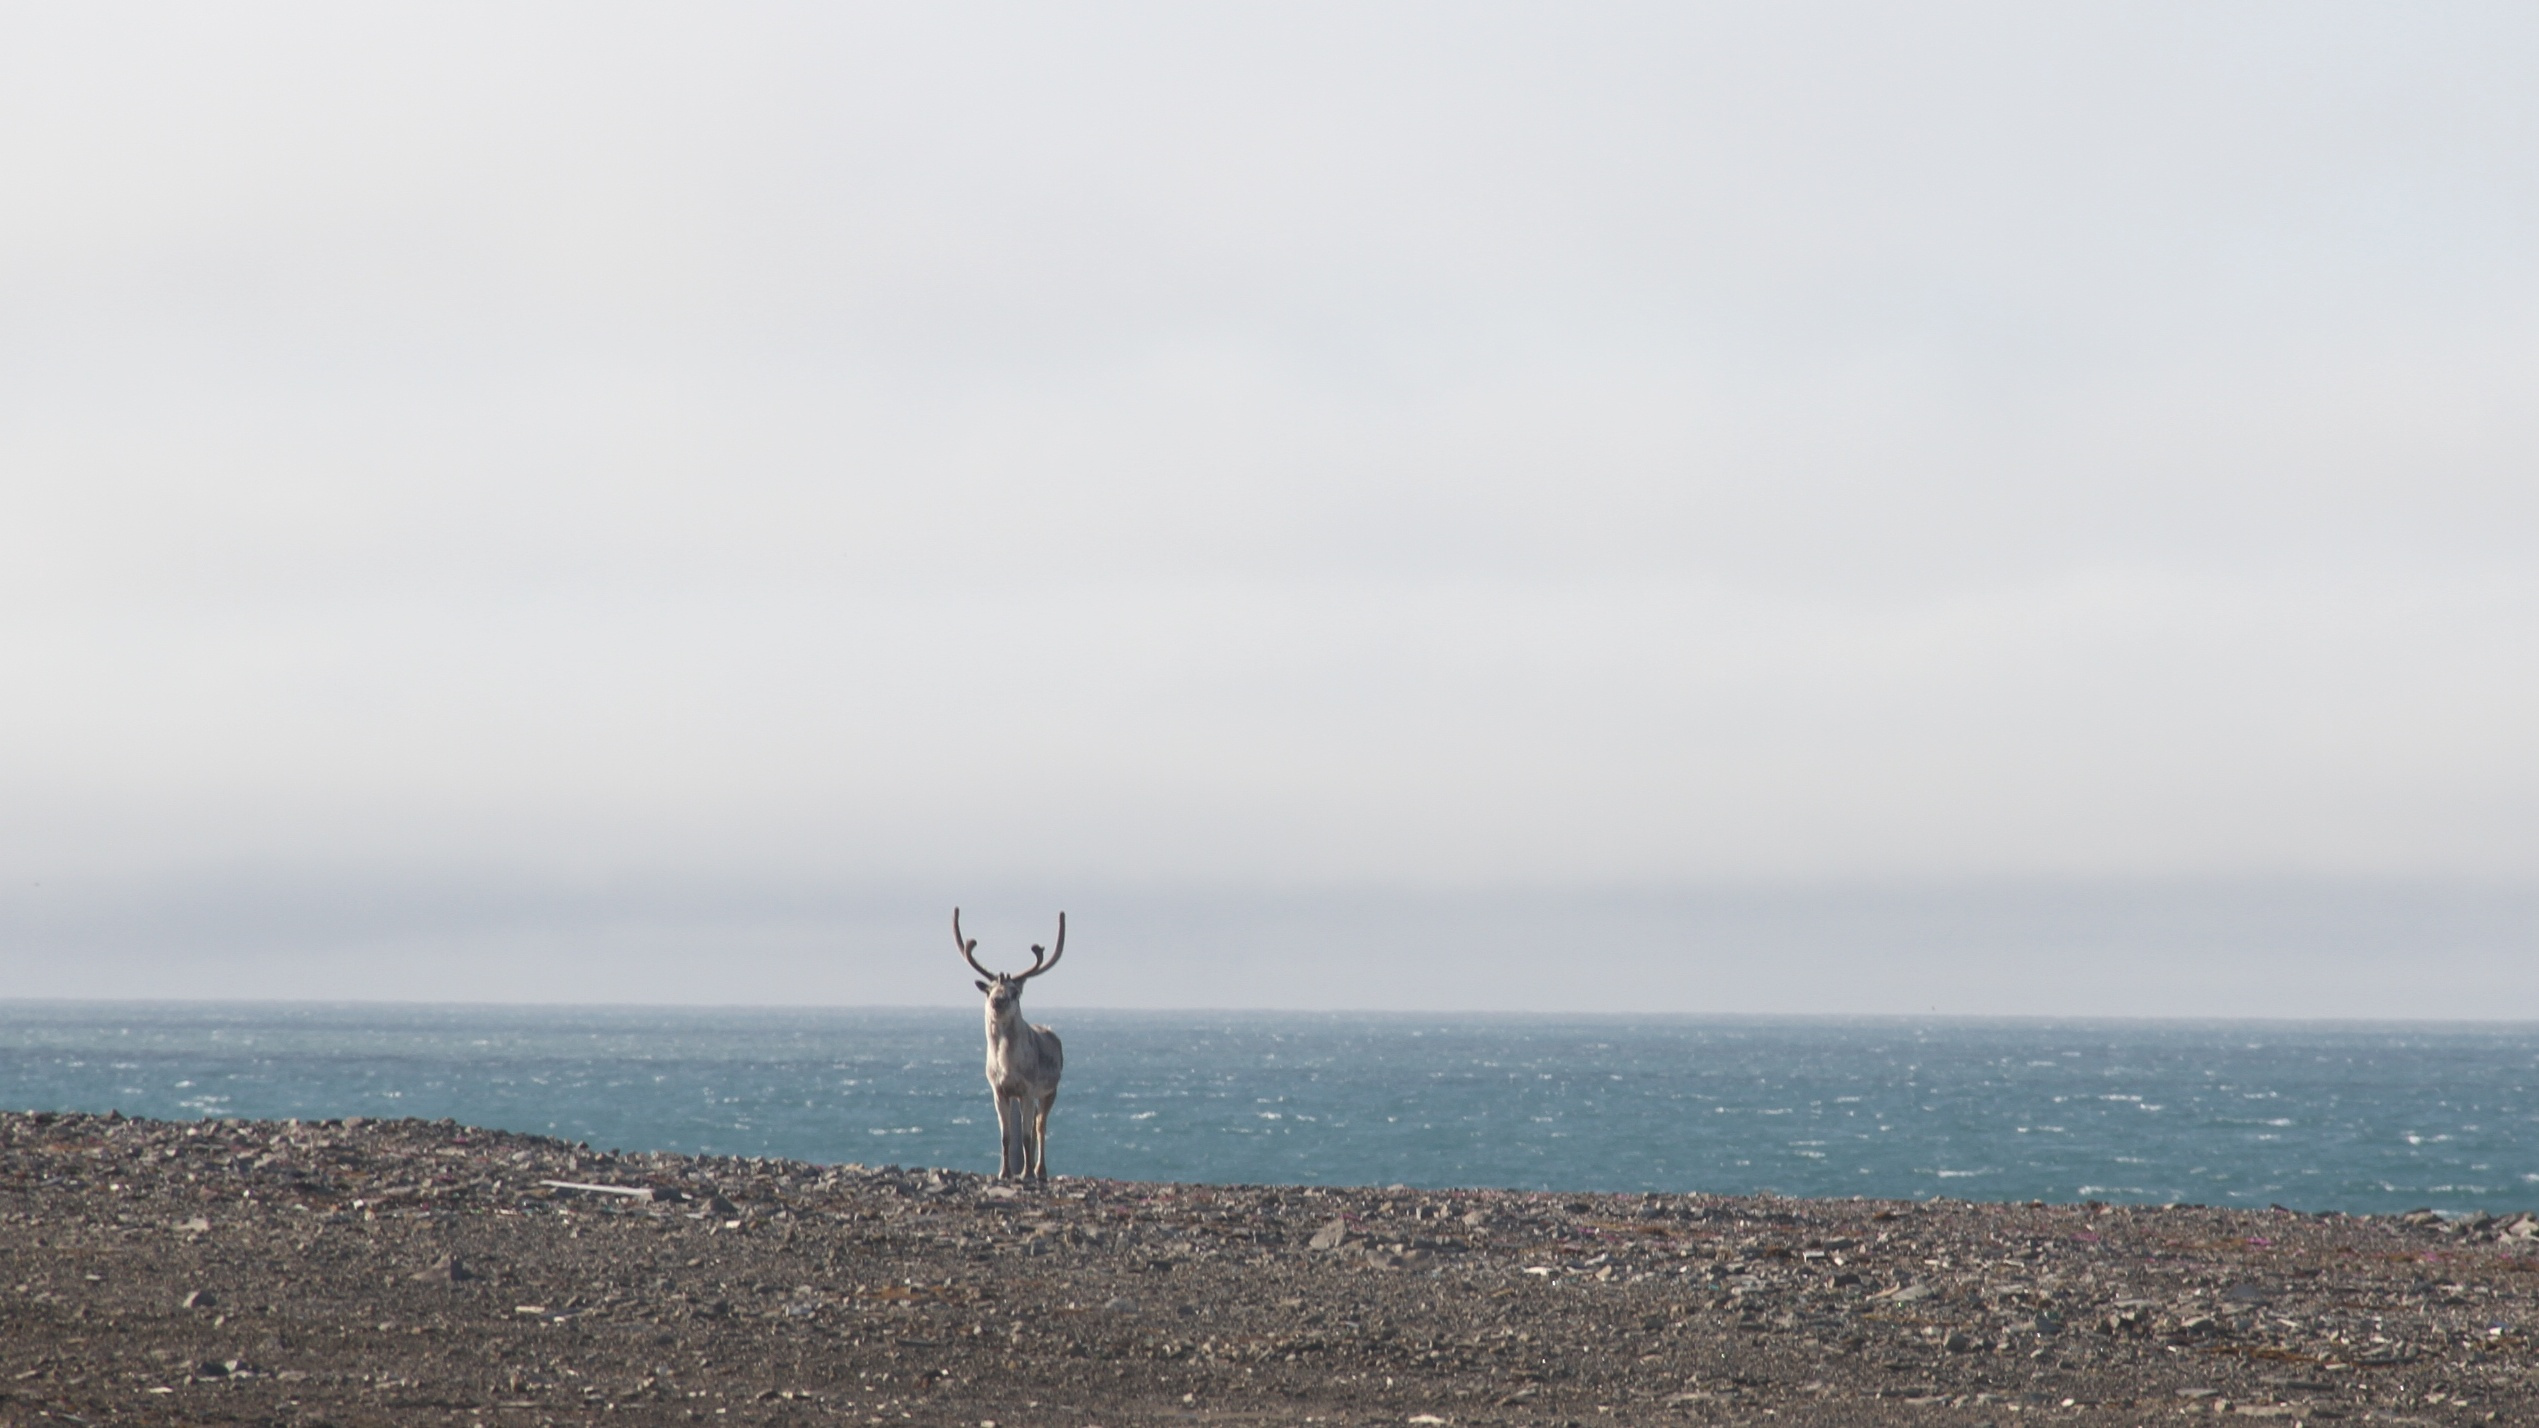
2,1002 -> 2534,1217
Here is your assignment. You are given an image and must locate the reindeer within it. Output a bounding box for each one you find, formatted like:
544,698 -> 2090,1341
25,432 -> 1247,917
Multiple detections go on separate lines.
953,907 -> 1066,1180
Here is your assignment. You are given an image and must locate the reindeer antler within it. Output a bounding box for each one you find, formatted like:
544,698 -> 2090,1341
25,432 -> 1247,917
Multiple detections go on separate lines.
952,907 -> 993,979
1017,911 -> 1065,980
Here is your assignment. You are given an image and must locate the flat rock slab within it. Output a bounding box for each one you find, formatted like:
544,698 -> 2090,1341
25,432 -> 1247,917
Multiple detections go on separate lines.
2,1110 -> 2535,1425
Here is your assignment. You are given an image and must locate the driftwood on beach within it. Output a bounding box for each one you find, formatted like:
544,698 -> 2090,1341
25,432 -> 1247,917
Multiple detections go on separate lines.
3,1110 -> 2536,1425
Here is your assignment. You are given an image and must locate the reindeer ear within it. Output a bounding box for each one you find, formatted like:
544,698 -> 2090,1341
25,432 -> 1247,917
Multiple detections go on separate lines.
975,980 -> 989,993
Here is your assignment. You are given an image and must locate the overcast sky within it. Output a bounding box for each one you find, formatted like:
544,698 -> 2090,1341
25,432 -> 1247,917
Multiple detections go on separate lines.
3,3 -> 2535,1014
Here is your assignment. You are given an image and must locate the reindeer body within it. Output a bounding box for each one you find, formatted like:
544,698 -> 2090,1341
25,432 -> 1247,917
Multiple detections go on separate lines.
981,988 -> 1062,1179
955,909 -> 1066,1180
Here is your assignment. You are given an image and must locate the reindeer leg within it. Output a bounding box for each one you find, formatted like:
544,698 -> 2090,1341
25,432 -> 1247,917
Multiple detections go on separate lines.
1010,1092 -> 1030,1181
993,1090 -> 1022,1178
1009,1094 -> 1032,1179
1030,1089 -> 1056,1180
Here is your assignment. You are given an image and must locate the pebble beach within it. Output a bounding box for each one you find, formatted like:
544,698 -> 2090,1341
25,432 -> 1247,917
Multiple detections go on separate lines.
6,1109 -> 2538,1426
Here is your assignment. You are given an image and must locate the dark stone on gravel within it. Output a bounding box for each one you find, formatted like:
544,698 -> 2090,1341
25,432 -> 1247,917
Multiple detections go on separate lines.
4,1110 -> 2537,1425
414,1254 -> 476,1282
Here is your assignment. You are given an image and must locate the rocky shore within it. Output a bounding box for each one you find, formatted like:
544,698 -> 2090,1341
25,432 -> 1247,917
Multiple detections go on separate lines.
4,1111 -> 2537,1426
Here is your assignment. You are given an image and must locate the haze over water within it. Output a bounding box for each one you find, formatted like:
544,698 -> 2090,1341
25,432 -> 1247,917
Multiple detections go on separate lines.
5,1002 -> 2533,1217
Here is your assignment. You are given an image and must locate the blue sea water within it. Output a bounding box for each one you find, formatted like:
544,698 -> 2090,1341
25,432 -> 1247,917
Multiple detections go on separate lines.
2,1002 -> 2534,1216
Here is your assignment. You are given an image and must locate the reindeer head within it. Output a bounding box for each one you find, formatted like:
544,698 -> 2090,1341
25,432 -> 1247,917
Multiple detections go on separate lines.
954,907 -> 1065,1016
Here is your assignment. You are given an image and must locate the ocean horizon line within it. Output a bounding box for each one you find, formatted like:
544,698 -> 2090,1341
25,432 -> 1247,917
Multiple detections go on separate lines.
7,997 -> 2539,1030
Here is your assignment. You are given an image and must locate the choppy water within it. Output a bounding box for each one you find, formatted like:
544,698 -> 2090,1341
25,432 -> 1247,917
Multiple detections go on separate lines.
2,1002 -> 2534,1215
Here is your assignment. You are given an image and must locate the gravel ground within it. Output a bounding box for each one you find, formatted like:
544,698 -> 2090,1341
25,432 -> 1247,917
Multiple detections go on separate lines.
6,1110 -> 2539,1426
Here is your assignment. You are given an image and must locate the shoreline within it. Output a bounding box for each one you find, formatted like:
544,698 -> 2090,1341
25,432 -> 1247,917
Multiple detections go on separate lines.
6,1110 -> 2537,1424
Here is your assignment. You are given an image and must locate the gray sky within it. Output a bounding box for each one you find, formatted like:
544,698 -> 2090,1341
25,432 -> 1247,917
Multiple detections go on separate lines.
3,3 -> 2535,1014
